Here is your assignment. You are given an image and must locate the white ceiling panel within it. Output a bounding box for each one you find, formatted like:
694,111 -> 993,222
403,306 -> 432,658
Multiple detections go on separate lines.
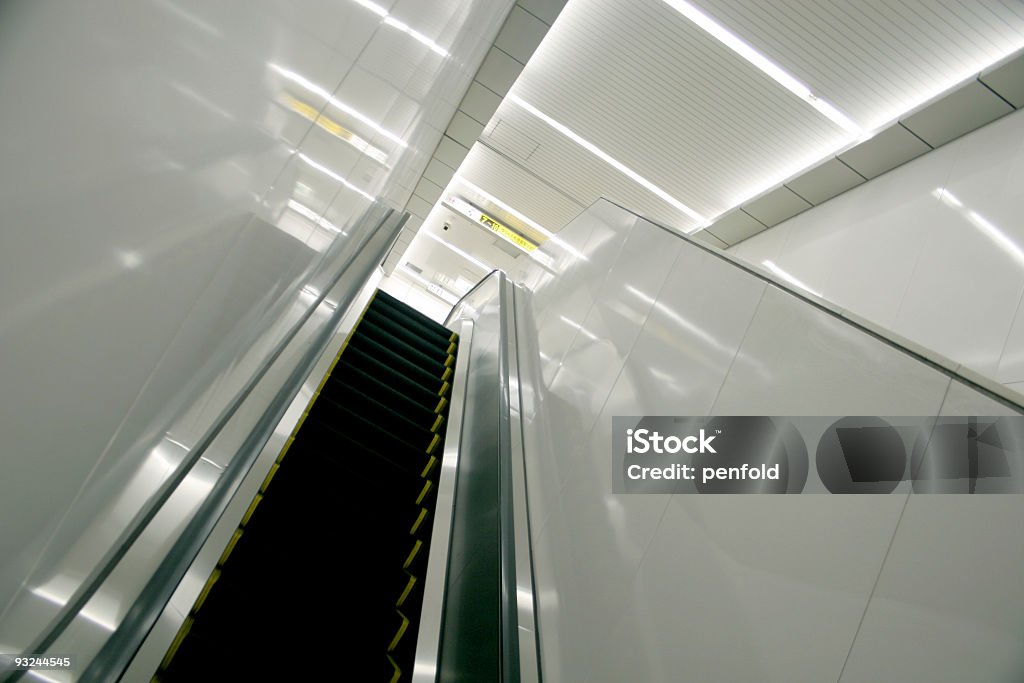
500,0 -> 856,221
457,143 -> 587,233
687,0 -> 1024,131
421,0 -> 1024,293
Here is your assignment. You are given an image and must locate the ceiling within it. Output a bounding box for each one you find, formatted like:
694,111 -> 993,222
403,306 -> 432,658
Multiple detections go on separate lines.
398,0 -> 1024,302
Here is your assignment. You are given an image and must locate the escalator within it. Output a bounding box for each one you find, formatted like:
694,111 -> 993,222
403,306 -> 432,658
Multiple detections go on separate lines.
156,289 -> 458,682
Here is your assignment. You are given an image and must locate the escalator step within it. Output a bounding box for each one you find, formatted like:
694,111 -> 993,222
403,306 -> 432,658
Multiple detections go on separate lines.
328,364 -> 445,425
358,310 -> 455,365
363,305 -> 453,357
346,334 -> 447,391
303,401 -> 437,461
338,345 -> 445,399
307,391 -> 432,451
356,317 -> 451,373
373,290 -> 456,343
161,289 -> 461,683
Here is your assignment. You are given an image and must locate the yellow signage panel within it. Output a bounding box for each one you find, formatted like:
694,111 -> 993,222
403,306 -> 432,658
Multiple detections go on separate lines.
479,213 -> 538,252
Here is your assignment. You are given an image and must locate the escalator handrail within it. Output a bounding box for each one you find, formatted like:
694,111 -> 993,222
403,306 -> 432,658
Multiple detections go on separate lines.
444,269 -> 502,327
57,209 -> 409,683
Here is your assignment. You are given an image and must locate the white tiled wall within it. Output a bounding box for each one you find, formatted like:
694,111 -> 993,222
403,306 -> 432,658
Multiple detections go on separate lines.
513,199 -> 1024,682
732,109 -> 1024,389
0,0 -> 510,659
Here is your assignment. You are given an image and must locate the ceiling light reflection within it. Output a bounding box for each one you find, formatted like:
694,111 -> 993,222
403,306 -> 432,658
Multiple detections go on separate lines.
508,95 -> 706,225
934,188 -> 1024,268
296,152 -> 376,201
269,64 -> 408,147
421,231 -> 492,271
288,199 -> 347,234
352,0 -> 449,56
761,260 -> 824,298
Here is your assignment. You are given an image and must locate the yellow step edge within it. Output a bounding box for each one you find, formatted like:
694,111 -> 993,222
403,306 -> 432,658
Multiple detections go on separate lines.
437,381 -> 449,397
420,456 -> 437,478
441,367 -> 452,382
410,508 -> 428,535
259,464 -> 279,493
240,494 -> 264,527
159,616 -> 194,671
193,569 -> 221,613
151,296 -> 387,679
446,341 -> 456,355
449,331 -> 458,343
445,354 -> 455,368
430,413 -> 444,433
388,611 -> 411,651
275,436 -> 296,465
397,574 -> 417,607
217,529 -> 243,566
426,433 -> 441,455
434,396 -> 447,414
415,480 -> 433,505
403,540 -> 423,570
388,655 -> 402,683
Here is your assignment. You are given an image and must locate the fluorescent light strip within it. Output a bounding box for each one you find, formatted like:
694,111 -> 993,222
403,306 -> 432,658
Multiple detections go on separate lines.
269,63 -> 407,147
509,95 -> 706,225
455,177 -> 588,260
297,152 -> 376,201
352,0 -> 448,56
761,260 -> 824,298
660,0 -> 861,134
421,231 -> 492,271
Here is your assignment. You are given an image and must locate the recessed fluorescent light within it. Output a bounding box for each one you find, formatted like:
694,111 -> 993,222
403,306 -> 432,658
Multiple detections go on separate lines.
352,0 -> 449,56
762,260 -> 823,298
297,152 -> 376,201
421,231 -> 492,271
659,0 -> 861,135
269,63 -> 407,147
509,95 -> 706,225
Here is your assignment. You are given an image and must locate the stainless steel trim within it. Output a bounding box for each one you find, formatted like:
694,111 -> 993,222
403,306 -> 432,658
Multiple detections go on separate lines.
497,273 -> 520,683
505,282 -> 542,683
444,269 -> 500,328
411,319 -> 475,683
53,209 -> 410,683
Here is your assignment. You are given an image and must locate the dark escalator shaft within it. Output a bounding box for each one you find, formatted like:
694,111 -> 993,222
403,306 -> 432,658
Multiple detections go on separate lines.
158,290 -> 458,682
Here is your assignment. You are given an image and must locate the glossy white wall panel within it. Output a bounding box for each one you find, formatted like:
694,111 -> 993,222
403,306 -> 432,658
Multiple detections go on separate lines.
939,379 -> 1024,417
840,496 -> 1024,683
897,245 -> 1022,378
0,0 -> 513,656
589,495 -> 908,683
713,287 -> 952,416
732,110 -> 1024,388
514,200 -> 1023,683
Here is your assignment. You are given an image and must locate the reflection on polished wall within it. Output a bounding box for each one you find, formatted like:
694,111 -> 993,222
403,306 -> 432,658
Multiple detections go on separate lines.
512,199 -> 1024,682
732,109 -> 1024,393
0,0 -> 512,666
